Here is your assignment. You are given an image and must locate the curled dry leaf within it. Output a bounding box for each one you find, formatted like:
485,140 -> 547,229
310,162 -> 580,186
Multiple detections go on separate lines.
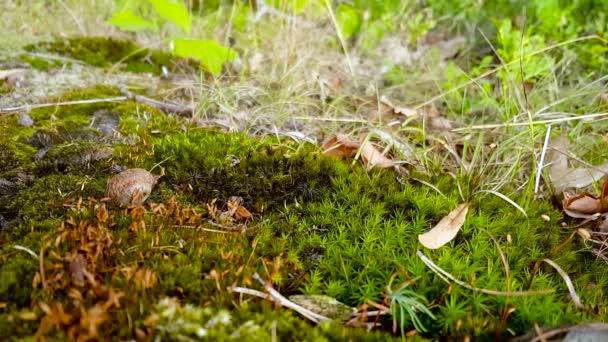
419,203 -> 469,249
562,177 -> 608,219
322,134 -> 396,170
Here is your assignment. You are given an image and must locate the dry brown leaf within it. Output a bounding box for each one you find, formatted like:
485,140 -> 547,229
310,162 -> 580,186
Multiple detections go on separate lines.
562,178 -> 608,219
419,203 -> 469,249
359,141 -> 395,169
321,134 -> 360,158
562,195 -> 603,220
322,134 -> 396,170
379,96 -> 419,117
548,136 -> 608,192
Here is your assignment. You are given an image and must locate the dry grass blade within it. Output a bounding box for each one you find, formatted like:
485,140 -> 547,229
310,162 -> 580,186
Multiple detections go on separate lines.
0,97 -> 127,114
418,203 -> 469,249
542,259 -> 585,310
252,273 -> 331,323
416,251 -> 554,296
477,190 -> 527,217
13,245 -> 39,259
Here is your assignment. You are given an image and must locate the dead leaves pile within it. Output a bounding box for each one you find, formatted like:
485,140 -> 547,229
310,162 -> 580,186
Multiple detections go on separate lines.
30,201 -> 158,341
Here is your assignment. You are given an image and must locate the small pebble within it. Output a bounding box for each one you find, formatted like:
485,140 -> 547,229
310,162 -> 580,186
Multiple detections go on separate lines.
17,113 -> 33,127
540,214 -> 550,221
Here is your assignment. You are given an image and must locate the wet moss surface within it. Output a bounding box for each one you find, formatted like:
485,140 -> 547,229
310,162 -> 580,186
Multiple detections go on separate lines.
0,85 -> 607,340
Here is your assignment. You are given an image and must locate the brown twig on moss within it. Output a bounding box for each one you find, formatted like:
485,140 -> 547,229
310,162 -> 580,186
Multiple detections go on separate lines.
119,87 -> 195,116
0,97 -> 127,114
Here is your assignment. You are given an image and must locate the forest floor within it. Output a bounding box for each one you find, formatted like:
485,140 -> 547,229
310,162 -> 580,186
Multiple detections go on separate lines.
2,1 -> 608,341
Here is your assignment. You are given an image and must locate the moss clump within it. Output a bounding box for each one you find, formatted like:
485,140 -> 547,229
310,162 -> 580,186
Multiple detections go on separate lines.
154,131 -> 337,211
17,55 -> 62,71
4,174 -> 105,233
24,37 -> 198,75
0,140 -> 36,175
35,141 -> 113,174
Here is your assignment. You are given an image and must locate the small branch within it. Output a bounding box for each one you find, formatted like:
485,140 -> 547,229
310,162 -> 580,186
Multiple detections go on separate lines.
251,272 -> 331,323
227,286 -> 273,301
172,224 -> 231,234
0,97 -> 127,114
119,87 -> 195,116
416,251 -> 554,296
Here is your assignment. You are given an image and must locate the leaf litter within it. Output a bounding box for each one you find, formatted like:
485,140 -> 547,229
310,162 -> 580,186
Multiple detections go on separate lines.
418,203 -> 469,249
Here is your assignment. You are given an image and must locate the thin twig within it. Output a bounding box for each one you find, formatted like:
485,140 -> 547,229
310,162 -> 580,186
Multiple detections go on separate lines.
252,272 -> 331,323
0,97 -> 127,114
416,251 -> 554,296
227,286 -> 273,300
119,88 -> 195,115
173,225 -> 231,234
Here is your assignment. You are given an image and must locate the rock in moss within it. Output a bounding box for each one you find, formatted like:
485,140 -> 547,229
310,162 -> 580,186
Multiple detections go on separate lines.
289,295 -> 356,321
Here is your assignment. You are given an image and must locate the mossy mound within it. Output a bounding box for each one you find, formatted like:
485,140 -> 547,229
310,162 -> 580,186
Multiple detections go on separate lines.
0,86 -> 607,340
22,37 -> 198,75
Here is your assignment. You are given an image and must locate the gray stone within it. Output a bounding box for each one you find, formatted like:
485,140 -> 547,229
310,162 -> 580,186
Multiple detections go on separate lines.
17,113 -> 34,127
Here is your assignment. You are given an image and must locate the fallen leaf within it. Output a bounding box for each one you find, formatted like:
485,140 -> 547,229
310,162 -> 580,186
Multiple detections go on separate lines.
359,141 -> 395,169
379,96 -> 419,117
321,134 -> 360,158
562,178 -> 608,219
322,134 -> 396,170
547,136 -> 608,192
419,203 -> 469,249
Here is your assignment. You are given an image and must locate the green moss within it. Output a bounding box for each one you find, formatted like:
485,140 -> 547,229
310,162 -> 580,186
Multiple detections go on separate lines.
0,140 -> 36,175
5,174 -> 105,233
17,55 -> 60,71
1,87 -> 607,339
24,37 -> 198,75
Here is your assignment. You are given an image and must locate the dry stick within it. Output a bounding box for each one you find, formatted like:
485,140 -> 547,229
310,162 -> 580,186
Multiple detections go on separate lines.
227,286 -> 274,301
172,224 -> 231,234
542,259 -> 586,310
534,323 -> 549,342
251,272 -> 331,323
0,97 -> 128,114
416,251 -> 554,296
119,88 -> 195,116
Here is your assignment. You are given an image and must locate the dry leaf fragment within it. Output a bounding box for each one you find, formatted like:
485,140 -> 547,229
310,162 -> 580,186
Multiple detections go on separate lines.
322,134 -> 396,170
321,134 -> 360,158
419,203 -> 469,249
379,96 -> 419,117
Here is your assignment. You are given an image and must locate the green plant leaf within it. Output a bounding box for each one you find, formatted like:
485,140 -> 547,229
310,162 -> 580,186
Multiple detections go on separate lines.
150,0 -> 191,34
106,10 -> 157,32
336,4 -> 361,38
171,39 -> 237,75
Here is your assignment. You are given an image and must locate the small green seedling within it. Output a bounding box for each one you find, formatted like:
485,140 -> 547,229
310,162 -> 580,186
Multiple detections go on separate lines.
106,0 -> 237,75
